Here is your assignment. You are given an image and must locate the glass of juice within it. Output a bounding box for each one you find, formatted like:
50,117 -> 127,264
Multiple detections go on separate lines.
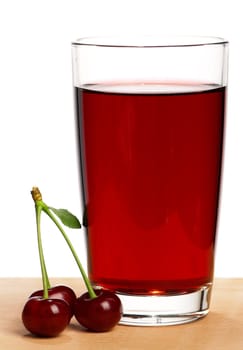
71,36 -> 228,326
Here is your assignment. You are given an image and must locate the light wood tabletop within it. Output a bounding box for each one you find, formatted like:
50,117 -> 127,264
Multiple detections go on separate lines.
0,278 -> 243,349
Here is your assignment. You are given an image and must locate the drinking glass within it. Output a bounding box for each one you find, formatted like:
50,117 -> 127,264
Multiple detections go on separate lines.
71,36 -> 228,326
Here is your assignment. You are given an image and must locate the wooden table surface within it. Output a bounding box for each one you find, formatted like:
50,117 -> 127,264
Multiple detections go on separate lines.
0,278 -> 243,349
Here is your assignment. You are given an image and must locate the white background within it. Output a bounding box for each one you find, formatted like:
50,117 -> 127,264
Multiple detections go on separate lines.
0,0 -> 242,277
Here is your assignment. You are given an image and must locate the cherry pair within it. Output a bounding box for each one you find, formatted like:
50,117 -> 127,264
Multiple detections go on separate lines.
22,284 -> 122,336
21,187 -> 122,337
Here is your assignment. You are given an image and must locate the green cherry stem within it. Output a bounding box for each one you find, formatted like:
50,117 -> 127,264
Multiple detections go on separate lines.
31,186 -> 97,299
43,258 -> 51,289
43,206 -> 97,299
34,201 -> 50,299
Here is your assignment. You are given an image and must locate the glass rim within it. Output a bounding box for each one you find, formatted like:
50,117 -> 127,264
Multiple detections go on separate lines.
71,35 -> 228,48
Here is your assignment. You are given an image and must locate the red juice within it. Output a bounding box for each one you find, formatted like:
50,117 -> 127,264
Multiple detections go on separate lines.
75,83 -> 225,295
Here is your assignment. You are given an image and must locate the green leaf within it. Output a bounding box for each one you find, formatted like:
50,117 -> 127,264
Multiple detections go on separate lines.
49,207 -> 81,229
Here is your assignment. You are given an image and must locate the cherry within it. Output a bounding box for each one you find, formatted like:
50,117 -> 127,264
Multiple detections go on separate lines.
22,296 -> 71,337
30,285 -> 76,316
74,289 -> 123,332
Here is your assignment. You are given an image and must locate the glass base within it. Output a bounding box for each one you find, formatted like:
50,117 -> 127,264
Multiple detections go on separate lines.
117,285 -> 211,326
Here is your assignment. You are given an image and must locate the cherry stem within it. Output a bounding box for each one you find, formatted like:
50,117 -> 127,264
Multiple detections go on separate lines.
31,187 -> 97,299
43,259 -> 51,289
35,202 -> 50,299
42,206 -> 97,299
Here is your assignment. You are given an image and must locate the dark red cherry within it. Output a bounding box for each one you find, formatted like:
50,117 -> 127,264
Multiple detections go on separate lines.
74,289 -> 122,332
30,285 -> 76,316
22,296 -> 71,337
